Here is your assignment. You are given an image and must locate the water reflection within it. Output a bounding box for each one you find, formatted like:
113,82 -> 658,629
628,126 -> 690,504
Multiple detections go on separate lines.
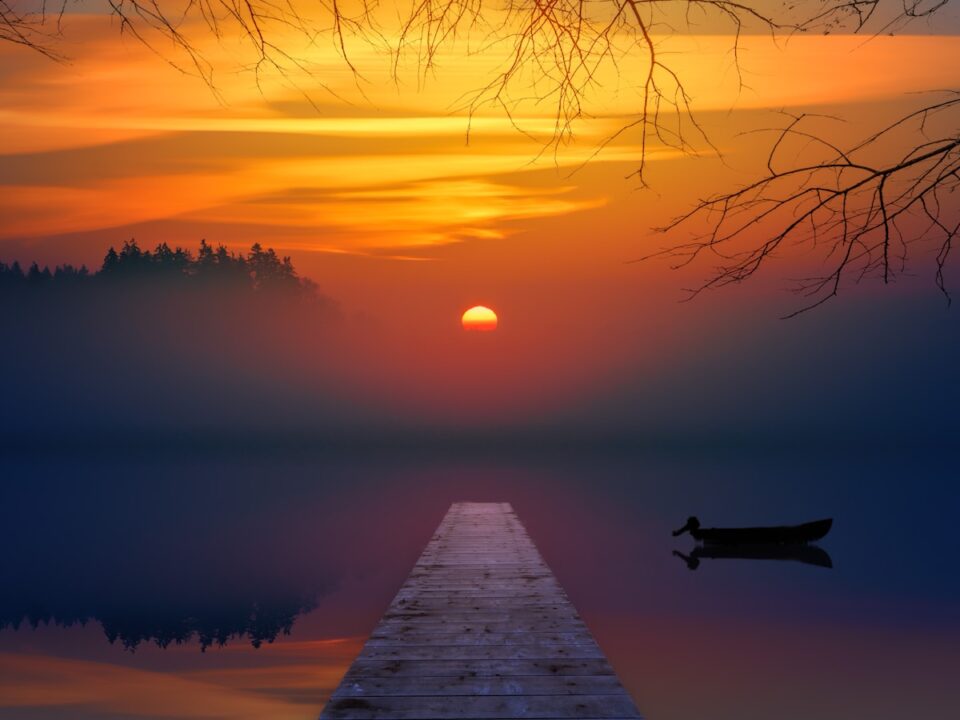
2,595 -> 318,651
672,544 -> 834,570
0,473 -> 333,651
0,450 -> 957,720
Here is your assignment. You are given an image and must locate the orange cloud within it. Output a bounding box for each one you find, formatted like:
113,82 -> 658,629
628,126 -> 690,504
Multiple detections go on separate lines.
2,12 -> 958,259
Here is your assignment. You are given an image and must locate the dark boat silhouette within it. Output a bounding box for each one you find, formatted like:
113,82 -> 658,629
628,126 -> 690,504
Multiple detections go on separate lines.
672,516 -> 832,546
673,544 -> 833,570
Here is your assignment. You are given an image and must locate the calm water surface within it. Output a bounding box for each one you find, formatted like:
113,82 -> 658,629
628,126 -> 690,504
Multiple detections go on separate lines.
1,449 -> 957,719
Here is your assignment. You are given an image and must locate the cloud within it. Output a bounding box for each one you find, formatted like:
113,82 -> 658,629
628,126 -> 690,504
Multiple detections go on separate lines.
5,14 -> 957,255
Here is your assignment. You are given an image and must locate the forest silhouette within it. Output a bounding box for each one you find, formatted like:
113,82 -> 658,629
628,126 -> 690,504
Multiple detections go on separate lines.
0,239 -> 319,298
0,240 -> 341,442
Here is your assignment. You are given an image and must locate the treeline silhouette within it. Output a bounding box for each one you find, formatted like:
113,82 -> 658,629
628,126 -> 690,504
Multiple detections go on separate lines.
1,239 -> 341,440
0,239 -> 319,298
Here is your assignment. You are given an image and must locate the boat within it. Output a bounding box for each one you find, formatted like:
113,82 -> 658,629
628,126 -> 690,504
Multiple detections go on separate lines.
672,516 -> 832,546
672,544 -> 833,570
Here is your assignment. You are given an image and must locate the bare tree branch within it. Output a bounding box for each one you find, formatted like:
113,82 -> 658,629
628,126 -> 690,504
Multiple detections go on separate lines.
653,98 -> 960,316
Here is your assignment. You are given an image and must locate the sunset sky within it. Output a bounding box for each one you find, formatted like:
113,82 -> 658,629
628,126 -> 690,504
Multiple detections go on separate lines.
1,4 -> 959,436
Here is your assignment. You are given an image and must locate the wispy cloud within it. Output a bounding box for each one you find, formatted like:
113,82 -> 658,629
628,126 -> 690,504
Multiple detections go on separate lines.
2,14 -> 958,257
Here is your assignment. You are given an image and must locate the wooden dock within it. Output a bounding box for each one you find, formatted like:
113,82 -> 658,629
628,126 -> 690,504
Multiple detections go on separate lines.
321,502 -> 643,719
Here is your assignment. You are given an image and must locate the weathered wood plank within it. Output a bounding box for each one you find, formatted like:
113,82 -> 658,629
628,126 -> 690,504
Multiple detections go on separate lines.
322,695 -> 640,719
367,631 -> 597,646
380,612 -> 585,624
320,502 -> 642,719
355,645 -> 606,661
342,659 -> 618,679
330,674 -> 627,697
372,620 -> 592,635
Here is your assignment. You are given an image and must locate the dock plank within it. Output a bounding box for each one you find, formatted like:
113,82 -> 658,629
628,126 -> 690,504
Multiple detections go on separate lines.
322,694 -> 640,719
320,502 -> 642,719
331,674 -> 627,697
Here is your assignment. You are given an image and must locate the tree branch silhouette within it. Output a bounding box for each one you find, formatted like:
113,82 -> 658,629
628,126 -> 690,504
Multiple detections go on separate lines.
655,96 -> 960,316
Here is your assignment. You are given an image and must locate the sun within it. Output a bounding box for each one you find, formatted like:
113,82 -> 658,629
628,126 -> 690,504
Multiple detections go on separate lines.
461,305 -> 498,332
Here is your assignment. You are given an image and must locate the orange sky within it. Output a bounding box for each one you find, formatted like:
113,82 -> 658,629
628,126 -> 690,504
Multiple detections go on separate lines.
2,21 -> 958,255
1,13 -> 959,426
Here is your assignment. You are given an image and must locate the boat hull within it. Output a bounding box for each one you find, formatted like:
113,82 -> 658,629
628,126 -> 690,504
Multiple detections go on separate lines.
693,518 -> 832,546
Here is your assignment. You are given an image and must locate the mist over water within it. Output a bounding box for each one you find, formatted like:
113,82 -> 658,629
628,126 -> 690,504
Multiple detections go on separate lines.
2,246 -> 957,720
1,448 -> 956,720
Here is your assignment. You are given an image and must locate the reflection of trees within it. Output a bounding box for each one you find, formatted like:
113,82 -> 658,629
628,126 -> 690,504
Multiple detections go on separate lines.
103,597 -> 317,650
5,596 -> 318,651
0,474 -> 335,652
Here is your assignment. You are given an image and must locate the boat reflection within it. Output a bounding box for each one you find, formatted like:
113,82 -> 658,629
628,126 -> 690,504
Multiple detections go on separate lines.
673,544 -> 833,570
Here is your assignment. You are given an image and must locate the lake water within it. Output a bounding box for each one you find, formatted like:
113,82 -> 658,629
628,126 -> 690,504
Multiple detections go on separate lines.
1,447 -> 957,719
